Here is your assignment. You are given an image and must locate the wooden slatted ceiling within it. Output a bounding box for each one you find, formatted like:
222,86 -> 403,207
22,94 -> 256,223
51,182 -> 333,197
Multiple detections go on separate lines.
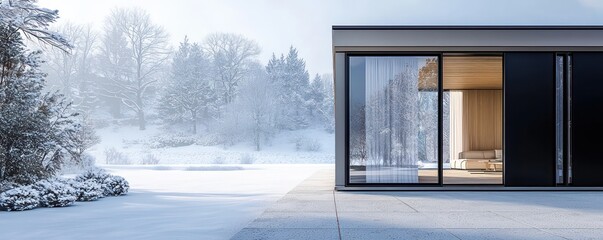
443,56 -> 503,90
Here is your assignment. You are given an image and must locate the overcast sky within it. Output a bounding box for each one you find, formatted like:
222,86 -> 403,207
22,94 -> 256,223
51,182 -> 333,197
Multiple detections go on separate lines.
39,0 -> 603,75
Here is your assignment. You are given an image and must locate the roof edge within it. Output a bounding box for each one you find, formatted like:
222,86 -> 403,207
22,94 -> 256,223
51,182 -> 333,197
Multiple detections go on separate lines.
332,25 -> 603,30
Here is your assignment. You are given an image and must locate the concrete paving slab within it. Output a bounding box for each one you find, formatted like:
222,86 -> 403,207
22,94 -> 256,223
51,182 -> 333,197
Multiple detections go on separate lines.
493,211 -> 603,229
428,211 -> 529,229
340,228 -> 456,240
246,211 -> 338,229
231,228 -> 340,240
446,228 -> 566,240
335,192 -> 398,201
280,193 -> 335,201
266,199 -> 335,212
335,199 -> 416,212
337,212 -> 439,229
543,228 -> 603,240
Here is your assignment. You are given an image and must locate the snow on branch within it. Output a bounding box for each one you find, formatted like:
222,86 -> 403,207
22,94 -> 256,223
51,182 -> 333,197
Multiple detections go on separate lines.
0,0 -> 71,51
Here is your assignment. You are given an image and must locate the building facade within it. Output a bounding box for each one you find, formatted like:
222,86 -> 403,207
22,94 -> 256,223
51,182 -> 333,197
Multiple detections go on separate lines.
333,26 -> 603,190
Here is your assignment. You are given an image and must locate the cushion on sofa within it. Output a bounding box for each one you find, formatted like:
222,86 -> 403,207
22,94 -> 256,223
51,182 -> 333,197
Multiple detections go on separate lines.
458,151 -> 485,159
483,151 -> 496,159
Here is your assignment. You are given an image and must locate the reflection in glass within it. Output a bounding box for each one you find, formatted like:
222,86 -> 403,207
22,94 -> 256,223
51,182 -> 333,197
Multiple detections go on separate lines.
556,55 -> 564,184
349,56 -> 439,184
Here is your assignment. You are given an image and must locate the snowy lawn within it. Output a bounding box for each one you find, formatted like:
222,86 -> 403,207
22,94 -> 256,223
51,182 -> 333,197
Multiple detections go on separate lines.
0,164 -> 332,240
88,125 -> 335,164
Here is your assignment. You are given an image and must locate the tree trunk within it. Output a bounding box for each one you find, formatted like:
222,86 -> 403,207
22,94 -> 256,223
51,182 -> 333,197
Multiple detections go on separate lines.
138,110 -> 146,130
192,112 -> 197,135
254,128 -> 261,151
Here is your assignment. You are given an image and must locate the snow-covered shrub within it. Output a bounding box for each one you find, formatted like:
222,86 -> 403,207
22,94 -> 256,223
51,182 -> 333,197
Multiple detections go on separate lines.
148,133 -> 196,148
0,186 -> 39,211
0,181 -> 18,193
104,147 -> 131,165
195,133 -> 222,146
239,154 -> 255,164
293,136 -> 322,152
102,176 -> 129,196
212,157 -> 226,164
74,169 -> 129,197
141,153 -> 160,165
75,168 -> 111,184
71,180 -> 103,201
32,180 -> 76,208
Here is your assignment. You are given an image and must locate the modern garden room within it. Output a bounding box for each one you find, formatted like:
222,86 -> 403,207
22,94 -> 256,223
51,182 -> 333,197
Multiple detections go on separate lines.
334,26 -> 603,190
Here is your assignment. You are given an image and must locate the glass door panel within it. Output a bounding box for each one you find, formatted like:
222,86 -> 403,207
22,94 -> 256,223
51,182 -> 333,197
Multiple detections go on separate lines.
348,56 -> 439,184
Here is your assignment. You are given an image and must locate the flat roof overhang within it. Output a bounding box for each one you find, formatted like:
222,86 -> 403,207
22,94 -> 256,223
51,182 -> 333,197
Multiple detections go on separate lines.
332,25 -> 603,52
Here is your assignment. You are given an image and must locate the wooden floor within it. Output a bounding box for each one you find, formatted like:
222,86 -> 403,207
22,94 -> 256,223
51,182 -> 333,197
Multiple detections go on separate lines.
420,169 -> 503,185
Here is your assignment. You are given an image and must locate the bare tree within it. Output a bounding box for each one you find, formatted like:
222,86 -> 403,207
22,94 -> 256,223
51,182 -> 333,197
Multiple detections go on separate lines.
100,8 -> 170,130
237,63 -> 275,151
204,33 -> 260,105
44,23 -> 98,114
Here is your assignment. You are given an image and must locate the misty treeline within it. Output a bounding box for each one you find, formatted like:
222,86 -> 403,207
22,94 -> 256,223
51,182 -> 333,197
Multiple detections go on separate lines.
42,8 -> 334,151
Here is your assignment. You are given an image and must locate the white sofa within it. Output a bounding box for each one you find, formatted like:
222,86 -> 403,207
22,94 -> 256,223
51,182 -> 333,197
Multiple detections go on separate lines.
450,149 -> 502,170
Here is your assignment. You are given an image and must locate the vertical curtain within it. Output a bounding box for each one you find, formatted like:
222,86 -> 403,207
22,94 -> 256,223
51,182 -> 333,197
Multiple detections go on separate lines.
364,57 -> 421,183
449,91 -> 464,161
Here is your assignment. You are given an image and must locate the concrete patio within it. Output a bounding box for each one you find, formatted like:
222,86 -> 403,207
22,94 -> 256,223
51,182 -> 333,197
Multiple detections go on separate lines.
232,168 -> 603,240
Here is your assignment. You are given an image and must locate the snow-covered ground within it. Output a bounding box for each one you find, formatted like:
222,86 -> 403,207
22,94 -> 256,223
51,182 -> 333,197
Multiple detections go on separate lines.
88,125 -> 335,164
0,164 -> 332,240
0,124 -> 334,239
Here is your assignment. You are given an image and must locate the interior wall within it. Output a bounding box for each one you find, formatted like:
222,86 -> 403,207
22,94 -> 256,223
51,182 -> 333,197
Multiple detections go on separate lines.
449,90 -> 502,159
462,90 -> 503,151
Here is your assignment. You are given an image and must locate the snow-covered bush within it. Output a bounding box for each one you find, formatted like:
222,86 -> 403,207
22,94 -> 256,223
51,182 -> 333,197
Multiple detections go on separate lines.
71,180 -> 104,201
75,168 -> 129,197
75,168 -> 111,184
102,176 -> 129,196
32,180 -> 76,208
293,136 -> 322,152
0,181 -> 18,193
212,157 -> 226,164
141,153 -> 160,165
239,154 -> 256,164
0,186 -> 39,211
148,133 -> 196,148
195,133 -> 222,146
104,147 -> 131,165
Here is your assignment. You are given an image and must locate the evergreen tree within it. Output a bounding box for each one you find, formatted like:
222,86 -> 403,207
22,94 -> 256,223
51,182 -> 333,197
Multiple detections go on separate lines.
307,74 -> 326,121
158,37 -> 216,134
307,74 -> 334,131
1,0 -> 85,184
0,24 -> 76,183
266,46 -> 310,130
